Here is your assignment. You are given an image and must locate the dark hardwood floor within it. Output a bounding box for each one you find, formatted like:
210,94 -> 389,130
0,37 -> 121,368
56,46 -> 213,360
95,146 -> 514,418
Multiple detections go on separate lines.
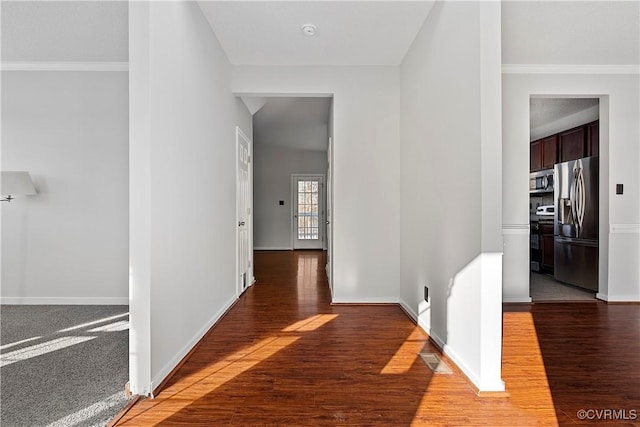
117,250 -> 640,426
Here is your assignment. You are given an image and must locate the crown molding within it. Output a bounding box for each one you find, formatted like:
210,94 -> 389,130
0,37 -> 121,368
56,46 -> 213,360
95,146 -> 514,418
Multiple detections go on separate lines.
502,64 -> 640,75
1,61 -> 128,72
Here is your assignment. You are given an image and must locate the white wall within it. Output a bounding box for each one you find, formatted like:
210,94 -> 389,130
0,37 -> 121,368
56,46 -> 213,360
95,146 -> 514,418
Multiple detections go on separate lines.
129,1 -> 251,395
399,1 -> 504,392
502,72 -> 640,302
1,71 -> 129,304
235,98 -> 253,141
233,66 -> 400,303
253,145 -> 327,250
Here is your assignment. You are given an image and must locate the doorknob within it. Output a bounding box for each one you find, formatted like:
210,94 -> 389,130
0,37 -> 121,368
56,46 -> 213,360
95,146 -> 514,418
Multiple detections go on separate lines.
326,221 -> 330,224
238,221 -> 245,226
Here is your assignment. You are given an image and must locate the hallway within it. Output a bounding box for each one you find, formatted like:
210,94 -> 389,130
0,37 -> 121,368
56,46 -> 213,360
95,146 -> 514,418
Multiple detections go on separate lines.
116,250 -> 638,426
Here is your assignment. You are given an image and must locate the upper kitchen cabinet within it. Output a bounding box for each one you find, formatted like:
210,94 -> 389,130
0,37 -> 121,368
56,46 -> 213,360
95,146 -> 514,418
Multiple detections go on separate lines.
530,120 -> 599,172
541,135 -> 558,169
587,120 -> 599,157
559,125 -> 587,162
530,140 -> 543,171
530,135 -> 558,171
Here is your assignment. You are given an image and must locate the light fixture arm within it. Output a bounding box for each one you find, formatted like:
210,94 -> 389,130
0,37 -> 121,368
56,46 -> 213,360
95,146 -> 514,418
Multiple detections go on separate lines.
1,171 -> 37,202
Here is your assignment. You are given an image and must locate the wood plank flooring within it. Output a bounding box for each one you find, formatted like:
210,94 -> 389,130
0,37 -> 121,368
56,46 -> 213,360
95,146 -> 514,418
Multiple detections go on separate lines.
117,250 -> 640,426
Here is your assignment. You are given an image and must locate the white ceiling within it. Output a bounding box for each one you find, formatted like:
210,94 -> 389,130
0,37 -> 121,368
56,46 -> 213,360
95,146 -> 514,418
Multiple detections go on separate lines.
253,97 -> 331,151
198,1 -> 435,66
3,1 -> 636,67
1,1 -> 128,62
502,1 -> 639,65
530,98 -> 599,130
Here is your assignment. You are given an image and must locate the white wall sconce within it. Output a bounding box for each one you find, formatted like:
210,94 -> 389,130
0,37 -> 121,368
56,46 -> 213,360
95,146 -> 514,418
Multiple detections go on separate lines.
1,171 -> 37,202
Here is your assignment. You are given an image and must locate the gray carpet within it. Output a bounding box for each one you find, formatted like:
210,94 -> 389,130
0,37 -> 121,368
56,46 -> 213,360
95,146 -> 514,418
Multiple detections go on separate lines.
0,305 -> 130,427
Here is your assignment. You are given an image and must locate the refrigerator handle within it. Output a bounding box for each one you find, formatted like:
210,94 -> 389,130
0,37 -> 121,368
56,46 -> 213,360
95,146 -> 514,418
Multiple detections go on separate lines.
570,169 -> 577,228
573,162 -> 586,236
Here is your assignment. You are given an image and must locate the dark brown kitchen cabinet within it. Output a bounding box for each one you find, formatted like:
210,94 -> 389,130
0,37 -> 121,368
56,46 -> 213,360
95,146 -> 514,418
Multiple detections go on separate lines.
530,140 -> 543,171
540,223 -> 554,273
587,120 -> 599,157
541,135 -> 558,169
559,126 -> 587,162
530,120 -> 598,172
530,135 -> 558,172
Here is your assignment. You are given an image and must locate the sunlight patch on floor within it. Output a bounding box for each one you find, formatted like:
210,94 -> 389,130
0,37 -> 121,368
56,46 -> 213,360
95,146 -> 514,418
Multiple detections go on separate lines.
0,336 -> 96,367
0,335 -> 43,351
44,392 -> 125,427
409,311 -> 558,426
58,313 -> 129,333
88,320 -> 129,332
151,335 -> 300,424
282,313 -> 338,332
380,327 -> 428,374
501,311 -> 558,423
145,313 -> 339,425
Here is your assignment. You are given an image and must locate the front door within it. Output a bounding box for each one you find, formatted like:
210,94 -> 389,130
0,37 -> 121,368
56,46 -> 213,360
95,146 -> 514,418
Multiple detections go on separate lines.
293,175 -> 324,250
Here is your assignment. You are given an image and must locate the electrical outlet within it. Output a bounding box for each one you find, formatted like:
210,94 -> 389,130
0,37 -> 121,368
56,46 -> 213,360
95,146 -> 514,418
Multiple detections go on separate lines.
424,286 -> 429,301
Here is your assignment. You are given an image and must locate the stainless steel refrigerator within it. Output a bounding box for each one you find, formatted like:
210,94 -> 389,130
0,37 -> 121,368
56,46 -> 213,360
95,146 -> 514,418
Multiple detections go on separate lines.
554,157 -> 599,291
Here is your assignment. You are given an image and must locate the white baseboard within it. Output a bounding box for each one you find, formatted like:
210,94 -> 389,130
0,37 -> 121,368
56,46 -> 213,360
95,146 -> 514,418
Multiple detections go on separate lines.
254,247 -> 292,251
597,293 -> 640,302
399,300 -> 418,322
503,296 -> 532,303
411,305 -> 504,393
331,297 -> 399,304
426,327 -> 496,392
434,332 -> 484,388
0,296 -> 129,305
150,294 -> 238,392
417,316 -> 438,345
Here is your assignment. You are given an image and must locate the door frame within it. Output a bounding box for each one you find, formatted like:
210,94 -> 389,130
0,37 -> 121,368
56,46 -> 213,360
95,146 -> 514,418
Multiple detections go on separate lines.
291,174 -> 325,250
524,94 -> 608,301
234,91 -> 334,302
326,137 -> 333,292
236,126 -> 254,297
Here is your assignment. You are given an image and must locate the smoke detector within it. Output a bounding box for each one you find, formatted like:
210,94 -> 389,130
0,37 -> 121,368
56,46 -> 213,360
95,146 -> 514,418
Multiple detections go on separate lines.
301,24 -> 317,36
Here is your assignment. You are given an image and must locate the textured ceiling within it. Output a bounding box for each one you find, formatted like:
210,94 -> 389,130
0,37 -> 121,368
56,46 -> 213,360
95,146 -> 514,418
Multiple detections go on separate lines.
1,1 -> 128,62
198,1 -> 435,66
530,98 -> 599,130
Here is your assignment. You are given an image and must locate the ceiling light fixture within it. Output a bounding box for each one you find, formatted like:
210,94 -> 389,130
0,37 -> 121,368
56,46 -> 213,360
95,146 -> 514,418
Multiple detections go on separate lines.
301,24 -> 317,36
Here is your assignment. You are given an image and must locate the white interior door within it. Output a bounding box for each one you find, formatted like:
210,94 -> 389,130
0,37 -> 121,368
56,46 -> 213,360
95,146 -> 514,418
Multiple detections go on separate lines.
326,138 -> 333,291
236,127 -> 252,295
292,175 -> 324,250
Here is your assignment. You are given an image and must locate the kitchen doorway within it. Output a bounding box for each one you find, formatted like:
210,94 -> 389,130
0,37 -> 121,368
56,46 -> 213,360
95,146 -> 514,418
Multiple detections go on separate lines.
528,97 -> 600,302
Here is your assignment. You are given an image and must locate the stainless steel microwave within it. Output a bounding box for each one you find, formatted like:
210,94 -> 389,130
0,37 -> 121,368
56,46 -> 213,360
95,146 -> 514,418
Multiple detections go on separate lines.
530,169 -> 554,194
